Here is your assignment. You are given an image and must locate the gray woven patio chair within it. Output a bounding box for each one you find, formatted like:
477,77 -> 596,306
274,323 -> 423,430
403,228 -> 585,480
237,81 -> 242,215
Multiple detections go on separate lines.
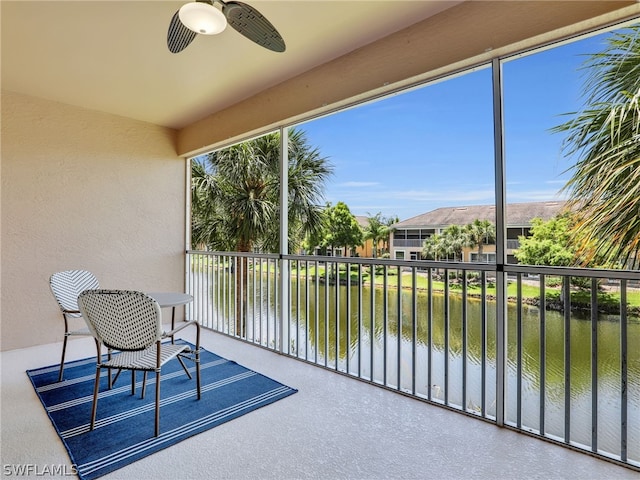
78,289 -> 201,437
49,270 -> 100,382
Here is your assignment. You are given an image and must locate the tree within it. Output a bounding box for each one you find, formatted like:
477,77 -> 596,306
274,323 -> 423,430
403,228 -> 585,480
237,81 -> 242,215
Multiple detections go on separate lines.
514,215 -> 576,266
553,25 -> 640,268
191,159 -> 228,250
465,219 -> 495,262
515,214 -> 605,290
421,224 -> 468,271
363,212 -> 387,258
381,215 -> 399,256
191,128 -> 332,331
302,207 -> 329,255
422,225 -> 467,261
191,128 -> 332,253
422,233 -> 446,261
441,224 -> 467,261
323,202 -> 363,256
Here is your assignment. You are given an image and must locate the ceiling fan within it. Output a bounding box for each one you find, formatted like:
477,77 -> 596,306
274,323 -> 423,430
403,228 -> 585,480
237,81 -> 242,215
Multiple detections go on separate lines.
167,0 -> 286,54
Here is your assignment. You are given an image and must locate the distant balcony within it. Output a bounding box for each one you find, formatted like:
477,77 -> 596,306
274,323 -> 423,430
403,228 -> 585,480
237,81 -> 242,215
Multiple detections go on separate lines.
507,239 -> 520,250
392,239 -> 424,247
393,238 -> 522,250
187,251 -> 640,472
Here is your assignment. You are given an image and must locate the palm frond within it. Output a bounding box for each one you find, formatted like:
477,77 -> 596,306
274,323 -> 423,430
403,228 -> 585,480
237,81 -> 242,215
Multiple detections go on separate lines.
554,25 -> 640,268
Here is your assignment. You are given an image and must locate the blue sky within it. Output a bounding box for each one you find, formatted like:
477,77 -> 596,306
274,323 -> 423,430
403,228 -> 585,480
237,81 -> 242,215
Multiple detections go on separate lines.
297,30 -> 611,222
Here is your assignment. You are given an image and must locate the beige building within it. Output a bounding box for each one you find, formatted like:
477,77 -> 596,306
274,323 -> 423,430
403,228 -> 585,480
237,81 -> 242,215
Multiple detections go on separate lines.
391,201 -> 567,263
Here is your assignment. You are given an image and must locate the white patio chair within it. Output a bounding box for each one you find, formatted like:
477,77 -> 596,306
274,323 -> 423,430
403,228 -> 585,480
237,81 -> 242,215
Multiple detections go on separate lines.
49,270 -> 99,382
78,289 -> 201,437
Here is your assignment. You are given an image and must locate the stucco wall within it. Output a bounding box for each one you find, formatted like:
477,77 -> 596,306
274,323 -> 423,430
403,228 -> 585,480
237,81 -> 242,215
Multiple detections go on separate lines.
1,92 -> 184,351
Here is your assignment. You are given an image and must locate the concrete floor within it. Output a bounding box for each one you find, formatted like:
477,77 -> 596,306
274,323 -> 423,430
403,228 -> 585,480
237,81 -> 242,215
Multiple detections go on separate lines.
1,328 -> 637,480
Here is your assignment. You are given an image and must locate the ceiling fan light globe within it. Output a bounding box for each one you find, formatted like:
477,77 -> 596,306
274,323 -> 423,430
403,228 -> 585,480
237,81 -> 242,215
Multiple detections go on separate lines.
178,2 -> 227,35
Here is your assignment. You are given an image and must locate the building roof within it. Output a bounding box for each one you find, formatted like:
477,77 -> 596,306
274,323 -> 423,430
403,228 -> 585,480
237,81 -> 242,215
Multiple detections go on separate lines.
354,215 -> 370,229
393,201 -> 568,229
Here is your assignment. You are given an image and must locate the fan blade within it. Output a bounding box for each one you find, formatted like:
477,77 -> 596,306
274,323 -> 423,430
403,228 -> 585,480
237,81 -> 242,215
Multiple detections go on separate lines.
167,10 -> 197,53
222,1 -> 285,53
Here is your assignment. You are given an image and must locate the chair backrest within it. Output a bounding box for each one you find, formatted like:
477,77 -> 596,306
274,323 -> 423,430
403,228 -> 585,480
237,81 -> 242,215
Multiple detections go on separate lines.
50,270 -> 100,315
77,290 -> 162,351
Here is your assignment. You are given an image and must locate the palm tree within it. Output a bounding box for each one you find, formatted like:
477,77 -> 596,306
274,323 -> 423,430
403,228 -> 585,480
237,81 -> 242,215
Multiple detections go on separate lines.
192,129 -> 331,253
441,224 -> 467,261
191,160 -> 222,250
422,234 -> 446,261
553,25 -> 640,268
363,212 -> 386,258
191,128 -> 333,331
422,226 -> 468,281
381,215 -> 399,256
466,219 -> 495,262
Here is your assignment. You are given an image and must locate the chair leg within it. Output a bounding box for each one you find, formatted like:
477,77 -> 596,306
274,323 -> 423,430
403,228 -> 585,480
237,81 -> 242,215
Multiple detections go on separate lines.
107,350 -> 113,389
112,369 -> 122,386
131,370 -> 136,395
195,348 -> 201,400
90,366 -> 101,431
58,334 -> 69,382
154,369 -> 161,437
176,356 -> 192,379
141,372 -> 147,399
194,323 -> 202,400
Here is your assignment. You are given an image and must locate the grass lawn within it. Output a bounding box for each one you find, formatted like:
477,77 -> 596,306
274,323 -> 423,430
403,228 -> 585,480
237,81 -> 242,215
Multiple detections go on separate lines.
193,258 -> 639,310
291,264 -> 640,309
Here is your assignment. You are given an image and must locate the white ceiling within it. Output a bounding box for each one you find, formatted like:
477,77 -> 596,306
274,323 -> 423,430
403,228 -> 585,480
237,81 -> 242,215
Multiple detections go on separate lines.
2,1 -> 461,130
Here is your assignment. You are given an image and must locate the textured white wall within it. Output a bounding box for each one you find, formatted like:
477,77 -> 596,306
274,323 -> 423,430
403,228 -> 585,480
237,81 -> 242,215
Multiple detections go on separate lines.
1,92 -> 185,351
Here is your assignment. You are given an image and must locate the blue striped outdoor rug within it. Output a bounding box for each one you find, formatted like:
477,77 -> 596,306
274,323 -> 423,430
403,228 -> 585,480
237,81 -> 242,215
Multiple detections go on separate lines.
26,341 -> 297,480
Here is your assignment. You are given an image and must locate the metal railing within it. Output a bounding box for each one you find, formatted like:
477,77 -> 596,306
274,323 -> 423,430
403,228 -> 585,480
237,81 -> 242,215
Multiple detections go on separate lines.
186,250 -> 639,470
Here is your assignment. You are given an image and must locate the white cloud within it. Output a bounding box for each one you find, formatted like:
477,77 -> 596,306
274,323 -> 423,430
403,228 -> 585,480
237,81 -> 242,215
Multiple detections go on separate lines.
336,181 -> 380,188
507,190 -> 568,201
390,188 -> 496,203
327,184 -> 570,220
